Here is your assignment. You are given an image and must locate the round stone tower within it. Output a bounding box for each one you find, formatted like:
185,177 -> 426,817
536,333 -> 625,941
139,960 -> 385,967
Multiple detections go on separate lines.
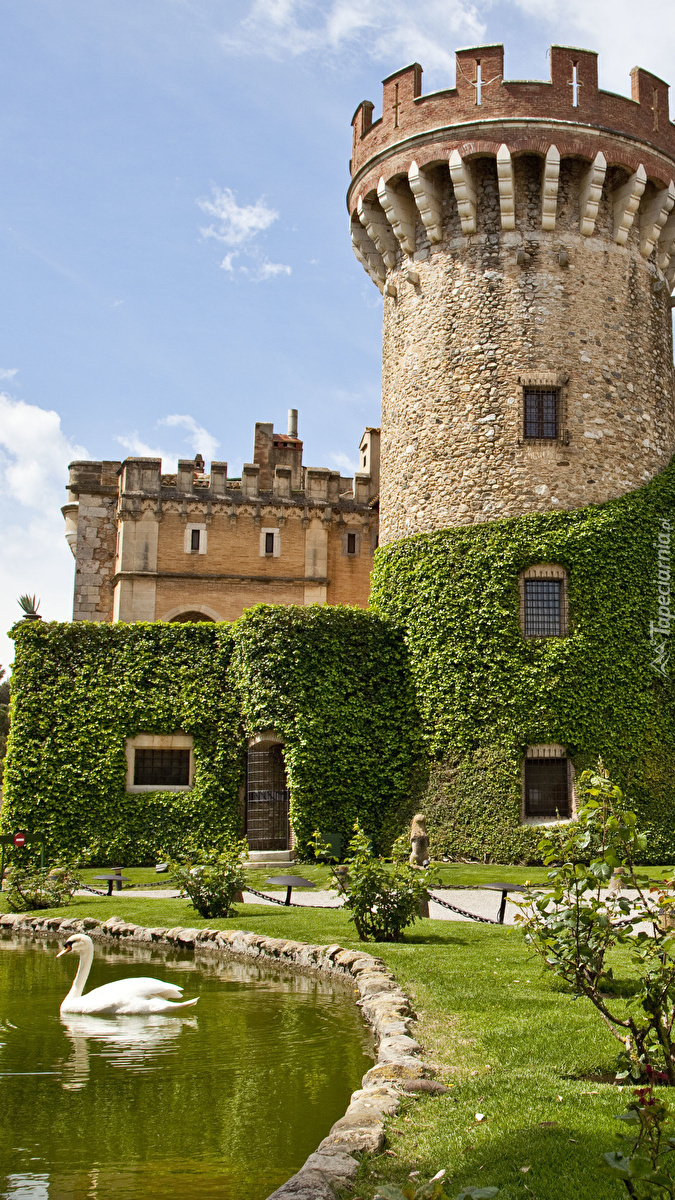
348,44 -> 675,544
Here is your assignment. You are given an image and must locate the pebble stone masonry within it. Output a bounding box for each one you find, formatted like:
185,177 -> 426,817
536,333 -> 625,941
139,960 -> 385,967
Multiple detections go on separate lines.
0,913 -> 434,1199
348,44 -> 675,541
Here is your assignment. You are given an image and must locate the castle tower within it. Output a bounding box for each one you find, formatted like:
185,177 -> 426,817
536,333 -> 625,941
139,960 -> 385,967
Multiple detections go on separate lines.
348,45 -> 675,543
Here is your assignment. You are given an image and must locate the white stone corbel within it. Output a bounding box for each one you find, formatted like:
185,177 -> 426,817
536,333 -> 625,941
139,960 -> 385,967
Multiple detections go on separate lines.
350,217 -> 385,292
408,161 -> 443,244
541,145 -> 561,231
657,209 -> 675,273
579,151 -> 607,237
640,181 -> 675,258
377,177 -> 417,255
357,195 -> 398,269
449,150 -> 477,235
496,144 -> 515,231
613,164 -> 647,246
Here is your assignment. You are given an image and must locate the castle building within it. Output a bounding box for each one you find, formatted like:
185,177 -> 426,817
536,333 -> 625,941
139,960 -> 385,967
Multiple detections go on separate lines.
62,412 -> 380,623
9,41 -> 675,866
349,44 -> 675,826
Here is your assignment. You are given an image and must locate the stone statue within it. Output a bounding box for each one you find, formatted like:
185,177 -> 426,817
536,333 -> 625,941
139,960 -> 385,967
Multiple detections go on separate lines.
409,813 -> 429,867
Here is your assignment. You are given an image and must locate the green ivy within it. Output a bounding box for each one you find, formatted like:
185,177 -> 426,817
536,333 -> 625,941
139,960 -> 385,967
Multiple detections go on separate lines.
1,607 -> 423,864
370,460 -> 675,864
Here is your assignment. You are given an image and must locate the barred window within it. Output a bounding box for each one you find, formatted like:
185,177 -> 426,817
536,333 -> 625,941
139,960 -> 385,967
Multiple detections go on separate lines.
524,578 -> 561,636
347,532 -> 356,555
525,757 -> 570,819
265,531 -> 275,555
133,749 -> 190,786
524,387 -> 558,439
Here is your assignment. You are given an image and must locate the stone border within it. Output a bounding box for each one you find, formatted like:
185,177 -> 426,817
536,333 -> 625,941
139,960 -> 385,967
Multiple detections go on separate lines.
0,911 -> 431,1200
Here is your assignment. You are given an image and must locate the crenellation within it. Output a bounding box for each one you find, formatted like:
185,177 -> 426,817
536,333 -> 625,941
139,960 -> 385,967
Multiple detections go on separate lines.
65,416 -> 380,622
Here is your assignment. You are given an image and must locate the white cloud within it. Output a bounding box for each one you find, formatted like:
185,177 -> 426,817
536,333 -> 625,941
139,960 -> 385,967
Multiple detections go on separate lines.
198,186 -> 279,246
115,432 -> 168,460
329,450 -> 358,474
241,258 -> 293,281
0,368 -> 18,382
221,0 -> 486,80
115,414 -> 220,471
197,185 -> 291,280
159,414 -> 220,461
0,392 -> 88,667
510,0 -> 675,93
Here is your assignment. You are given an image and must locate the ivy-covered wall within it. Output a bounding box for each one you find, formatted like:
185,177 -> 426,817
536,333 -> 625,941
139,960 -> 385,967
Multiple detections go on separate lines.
1,607 -> 422,865
371,460 -> 675,864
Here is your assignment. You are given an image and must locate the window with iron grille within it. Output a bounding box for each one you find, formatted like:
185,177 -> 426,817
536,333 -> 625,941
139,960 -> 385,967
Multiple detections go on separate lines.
190,528 -> 201,552
524,757 -> 570,818
524,578 -> 562,636
523,387 -> 559,439
347,532 -> 356,555
134,748 -> 190,786
265,531 -> 275,555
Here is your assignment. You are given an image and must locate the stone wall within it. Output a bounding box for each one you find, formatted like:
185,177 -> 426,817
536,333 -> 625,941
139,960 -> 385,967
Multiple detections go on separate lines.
379,178 -> 675,539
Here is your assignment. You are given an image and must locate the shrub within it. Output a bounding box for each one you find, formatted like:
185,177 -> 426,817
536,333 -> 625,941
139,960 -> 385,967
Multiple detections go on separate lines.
517,763 -> 675,1084
604,1079 -> 675,1197
5,863 -> 80,912
168,840 -> 248,918
332,823 -> 433,943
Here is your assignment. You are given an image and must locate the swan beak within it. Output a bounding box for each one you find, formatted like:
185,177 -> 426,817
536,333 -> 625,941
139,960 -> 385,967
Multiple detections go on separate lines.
56,945 -> 72,957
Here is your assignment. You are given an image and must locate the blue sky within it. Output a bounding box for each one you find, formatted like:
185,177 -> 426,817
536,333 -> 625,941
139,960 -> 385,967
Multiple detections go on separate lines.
1,0 -> 675,666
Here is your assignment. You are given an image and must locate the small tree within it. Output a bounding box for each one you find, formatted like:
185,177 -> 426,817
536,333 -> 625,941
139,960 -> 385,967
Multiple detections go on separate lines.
517,762 -> 675,1084
6,863 -> 80,912
168,840 -> 248,919
317,822 -> 434,942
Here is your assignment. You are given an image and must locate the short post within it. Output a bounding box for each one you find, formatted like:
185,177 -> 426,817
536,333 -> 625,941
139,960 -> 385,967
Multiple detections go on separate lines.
497,889 -> 508,925
284,886 -> 293,906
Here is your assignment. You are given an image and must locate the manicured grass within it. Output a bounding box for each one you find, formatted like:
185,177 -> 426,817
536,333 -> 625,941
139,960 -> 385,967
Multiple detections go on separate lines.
1,889 -> 638,1199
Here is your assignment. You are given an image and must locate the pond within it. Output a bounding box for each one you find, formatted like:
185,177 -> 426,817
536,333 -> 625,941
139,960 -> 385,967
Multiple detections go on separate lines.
0,934 -> 374,1200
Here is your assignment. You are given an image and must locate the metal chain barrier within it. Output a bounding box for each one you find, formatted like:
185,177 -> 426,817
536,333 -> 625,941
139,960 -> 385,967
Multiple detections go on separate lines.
244,884 -> 343,909
428,890 -> 498,924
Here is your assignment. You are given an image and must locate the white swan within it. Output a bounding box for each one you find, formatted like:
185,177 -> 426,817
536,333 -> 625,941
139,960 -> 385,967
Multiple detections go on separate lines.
57,934 -> 199,1015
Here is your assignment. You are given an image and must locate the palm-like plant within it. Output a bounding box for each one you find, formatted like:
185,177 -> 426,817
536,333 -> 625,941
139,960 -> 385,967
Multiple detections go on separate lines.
17,594 -> 41,621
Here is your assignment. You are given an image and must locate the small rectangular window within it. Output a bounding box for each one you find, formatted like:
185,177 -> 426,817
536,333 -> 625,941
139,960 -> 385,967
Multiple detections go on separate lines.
134,749 -> 190,786
525,758 -> 570,818
347,532 -> 356,555
524,387 -> 558,439
190,528 -> 201,552
524,579 -> 561,636
265,531 -> 275,555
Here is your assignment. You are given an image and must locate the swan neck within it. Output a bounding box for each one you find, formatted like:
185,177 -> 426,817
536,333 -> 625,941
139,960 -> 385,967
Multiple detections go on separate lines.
68,941 -> 93,1000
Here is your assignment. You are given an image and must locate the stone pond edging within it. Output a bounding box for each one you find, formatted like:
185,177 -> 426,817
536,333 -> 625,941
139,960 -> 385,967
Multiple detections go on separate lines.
0,911 -> 434,1200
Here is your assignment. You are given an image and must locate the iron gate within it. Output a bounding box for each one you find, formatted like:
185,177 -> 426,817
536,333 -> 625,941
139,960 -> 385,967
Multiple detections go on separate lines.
245,742 -> 290,851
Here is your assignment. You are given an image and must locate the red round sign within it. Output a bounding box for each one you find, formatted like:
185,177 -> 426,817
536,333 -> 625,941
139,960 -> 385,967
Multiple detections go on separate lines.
13,832 -> 26,848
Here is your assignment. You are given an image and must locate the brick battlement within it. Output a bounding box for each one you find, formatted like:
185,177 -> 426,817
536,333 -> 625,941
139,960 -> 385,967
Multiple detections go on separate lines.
349,45 -> 675,198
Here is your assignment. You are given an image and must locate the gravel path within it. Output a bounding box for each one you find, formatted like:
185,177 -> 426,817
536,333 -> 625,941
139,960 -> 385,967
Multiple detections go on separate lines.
75,886 -> 524,923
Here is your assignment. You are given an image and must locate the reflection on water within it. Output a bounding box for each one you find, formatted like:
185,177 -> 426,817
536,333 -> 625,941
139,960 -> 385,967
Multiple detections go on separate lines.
0,934 -> 373,1200
60,1013 -> 198,1089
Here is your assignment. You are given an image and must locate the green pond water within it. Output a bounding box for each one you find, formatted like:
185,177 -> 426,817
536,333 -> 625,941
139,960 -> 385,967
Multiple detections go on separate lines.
0,934 -> 374,1200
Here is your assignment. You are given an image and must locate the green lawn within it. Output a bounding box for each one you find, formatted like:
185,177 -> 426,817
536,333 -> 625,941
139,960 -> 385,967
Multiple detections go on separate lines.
0,889 -> 639,1199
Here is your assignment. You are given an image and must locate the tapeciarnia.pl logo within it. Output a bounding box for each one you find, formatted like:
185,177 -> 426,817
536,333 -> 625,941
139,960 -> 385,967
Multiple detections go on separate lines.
650,517 -> 672,678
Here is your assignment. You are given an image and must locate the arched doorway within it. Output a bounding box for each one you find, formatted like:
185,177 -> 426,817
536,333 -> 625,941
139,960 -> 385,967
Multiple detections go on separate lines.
245,737 -> 290,851
169,612 -> 215,622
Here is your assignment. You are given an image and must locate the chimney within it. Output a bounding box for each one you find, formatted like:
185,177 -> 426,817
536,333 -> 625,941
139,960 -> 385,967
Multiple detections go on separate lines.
288,408 -> 298,438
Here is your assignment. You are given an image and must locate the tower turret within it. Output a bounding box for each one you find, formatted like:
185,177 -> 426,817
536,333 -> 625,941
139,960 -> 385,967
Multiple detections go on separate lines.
348,45 -> 675,543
